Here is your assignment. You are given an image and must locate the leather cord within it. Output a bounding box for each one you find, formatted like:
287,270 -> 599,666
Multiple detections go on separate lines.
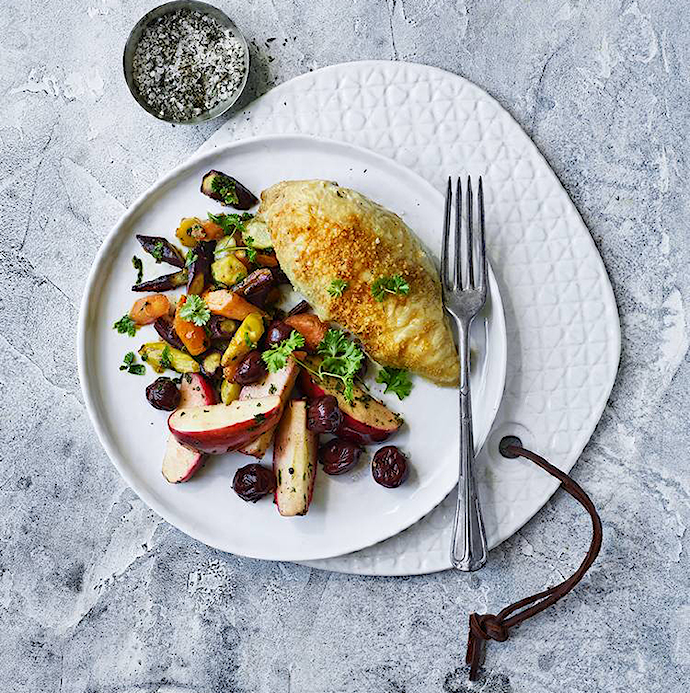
465,443 -> 603,681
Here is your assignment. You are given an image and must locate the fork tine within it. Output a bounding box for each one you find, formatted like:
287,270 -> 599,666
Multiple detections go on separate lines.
442,177 -> 452,288
477,176 -> 487,293
454,178 -> 462,289
466,175 -> 474,289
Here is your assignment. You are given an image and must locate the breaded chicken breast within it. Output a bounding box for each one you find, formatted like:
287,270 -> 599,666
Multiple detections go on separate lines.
256,180 -> 459,386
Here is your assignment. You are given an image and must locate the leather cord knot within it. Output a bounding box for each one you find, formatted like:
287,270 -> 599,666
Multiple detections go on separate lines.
464,444 -> 602,682
469,613 -> 509,642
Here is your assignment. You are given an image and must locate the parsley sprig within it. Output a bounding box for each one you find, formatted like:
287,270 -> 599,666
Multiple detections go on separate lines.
235,244 -> 257,263
327,279 -> 349,298
211,175 -> 239,205
113,314 -> 136,337
179,295 -> 211,326
151,241 -> 164,262
132,256 -> 143,284
119,351 -> 145,375
376,367 -> 413,400
298,329 -> 365,403
371,274 -> 410,302
262,331 -> 306,373
208,212 -> 253,236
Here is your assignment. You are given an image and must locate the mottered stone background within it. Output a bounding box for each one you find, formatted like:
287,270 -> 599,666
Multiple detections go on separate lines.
1,1 -> 688,692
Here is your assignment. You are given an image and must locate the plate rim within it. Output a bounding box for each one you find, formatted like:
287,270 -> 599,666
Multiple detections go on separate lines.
77,132 -> 507,561
195,62 -> 622,574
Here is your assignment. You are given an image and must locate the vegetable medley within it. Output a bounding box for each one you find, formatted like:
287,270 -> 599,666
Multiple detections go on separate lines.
112,170 -> 415,516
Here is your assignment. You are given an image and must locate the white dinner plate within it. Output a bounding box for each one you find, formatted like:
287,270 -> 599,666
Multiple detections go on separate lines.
78,134 -> 507,562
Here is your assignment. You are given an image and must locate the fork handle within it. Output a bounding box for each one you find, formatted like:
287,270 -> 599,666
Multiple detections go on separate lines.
450,320 -> 488,571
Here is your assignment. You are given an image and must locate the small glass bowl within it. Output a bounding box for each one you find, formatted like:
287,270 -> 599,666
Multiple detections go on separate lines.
123,0 -> 250,124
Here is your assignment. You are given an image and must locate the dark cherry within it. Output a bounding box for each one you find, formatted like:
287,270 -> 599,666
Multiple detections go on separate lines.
264,320 -> 294,348
145,377 -> 180,411
307,395 -> 343,434
372,446 -> 409,488
319,438 -> 362,475
234,350 -> 267,385
232,464 -> 276,502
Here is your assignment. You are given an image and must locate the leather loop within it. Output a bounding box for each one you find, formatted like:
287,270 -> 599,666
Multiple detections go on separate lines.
470,613 -> 509,642
465,444 -> 602,681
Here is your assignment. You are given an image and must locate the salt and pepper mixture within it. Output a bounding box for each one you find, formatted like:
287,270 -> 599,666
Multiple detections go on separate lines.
131,8 -> 246,122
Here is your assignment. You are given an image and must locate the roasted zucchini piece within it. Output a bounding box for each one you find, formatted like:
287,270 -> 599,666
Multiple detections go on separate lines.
138,342 -> 200,374
242,217 -> 272,249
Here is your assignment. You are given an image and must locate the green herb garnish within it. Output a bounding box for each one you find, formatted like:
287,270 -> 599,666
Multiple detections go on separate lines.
371,274 -> 410,302
327,279 -> 349,298
132,256 -> 143,283
262,330 -> 306,373
218,241 -> 257,263
243,331 -> 256,348
208,212 -> 253,236
230,236 -> 257,263
151,241 -> 164,262
211,175 -> 239,205
113,314 -> 136,337
312,329 -> 365,403
160,345 -> 172,370
376,367 -> 413,400
119,351 -> 145,375
179,294 -> 211,326
254,412 -> 266,423
185,249 -> 198,268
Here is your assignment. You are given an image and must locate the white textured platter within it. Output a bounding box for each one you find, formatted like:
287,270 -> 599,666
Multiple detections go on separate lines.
78,134 -> 507,563
198,61 -> 621,575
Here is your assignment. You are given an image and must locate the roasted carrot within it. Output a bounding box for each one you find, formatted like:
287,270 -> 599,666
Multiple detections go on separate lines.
173,296 -> 210,356
129,294 -> 170,326
204,289 -> 266,320
255,252 -> 279,267
284,314 -> 329,351
201,219 -> 225,240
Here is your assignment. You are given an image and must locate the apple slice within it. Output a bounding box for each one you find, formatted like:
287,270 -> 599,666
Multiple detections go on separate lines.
237,354 -> 302,458
299,359 -> 403,445
162,373 -> 216,483
178,372 -> 217,406
169,396 -> 282,454
273,400 -> 317,516
238,353 -> 302,401
239,428 -> 275,459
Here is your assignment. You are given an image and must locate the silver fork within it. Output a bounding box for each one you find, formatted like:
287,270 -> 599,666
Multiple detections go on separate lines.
442,176 -> 488,572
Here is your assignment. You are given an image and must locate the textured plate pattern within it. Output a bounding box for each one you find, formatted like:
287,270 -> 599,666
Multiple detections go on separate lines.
198,61 -> 621,575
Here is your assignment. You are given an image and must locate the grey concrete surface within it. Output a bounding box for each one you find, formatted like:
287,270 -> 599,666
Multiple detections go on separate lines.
1,1 -> 689,691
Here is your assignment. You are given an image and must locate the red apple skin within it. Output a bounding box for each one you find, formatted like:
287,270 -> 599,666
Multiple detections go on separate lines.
273,400 -> 317,516
179,372 -> 217,407
298,369 -> 402,445
162,436 -> 205,483
168,396 -> 282,454
162,374 -> 216,483
238,355 -> 301,458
